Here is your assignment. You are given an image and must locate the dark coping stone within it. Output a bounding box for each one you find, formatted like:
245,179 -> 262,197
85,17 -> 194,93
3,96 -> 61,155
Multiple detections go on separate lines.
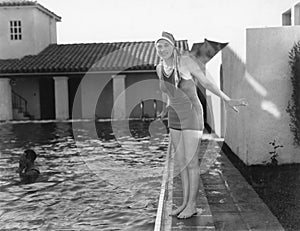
172,214 -> 214,228
211,212 -> 248,231
171,226 -> 215,231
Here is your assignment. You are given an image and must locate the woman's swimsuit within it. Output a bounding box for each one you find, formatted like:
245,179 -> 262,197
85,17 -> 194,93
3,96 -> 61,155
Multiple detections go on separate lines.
159,65 -> 204,131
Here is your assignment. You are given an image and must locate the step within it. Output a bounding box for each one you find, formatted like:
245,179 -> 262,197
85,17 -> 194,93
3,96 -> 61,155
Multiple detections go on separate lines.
13,108 -> 31,120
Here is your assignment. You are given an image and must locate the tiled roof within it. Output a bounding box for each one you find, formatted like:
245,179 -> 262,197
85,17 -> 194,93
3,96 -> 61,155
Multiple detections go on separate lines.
0,0 -> 36,6
0,40 -> 189,75
0,1 -> 61,21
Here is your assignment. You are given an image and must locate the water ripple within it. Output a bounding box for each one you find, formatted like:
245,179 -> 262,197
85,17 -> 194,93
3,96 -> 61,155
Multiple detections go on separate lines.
0,120 -> 168,230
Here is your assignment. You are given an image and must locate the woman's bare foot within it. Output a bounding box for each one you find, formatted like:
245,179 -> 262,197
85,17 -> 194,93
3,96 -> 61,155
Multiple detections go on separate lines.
170,204 -> 186,216
177,204 -> 197,219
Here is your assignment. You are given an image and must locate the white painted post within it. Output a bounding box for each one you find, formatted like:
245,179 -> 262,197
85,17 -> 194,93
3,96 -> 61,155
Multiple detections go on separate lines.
0,78 -> 12,121
53,77 -> 69,120
112,75 -> 126,120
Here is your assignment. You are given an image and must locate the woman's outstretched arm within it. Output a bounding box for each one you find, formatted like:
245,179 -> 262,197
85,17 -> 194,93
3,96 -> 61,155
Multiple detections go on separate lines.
183,55 -> 247,112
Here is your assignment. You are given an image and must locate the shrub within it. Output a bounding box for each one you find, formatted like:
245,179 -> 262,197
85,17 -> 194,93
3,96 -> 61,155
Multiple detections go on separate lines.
287,41 -> 300,145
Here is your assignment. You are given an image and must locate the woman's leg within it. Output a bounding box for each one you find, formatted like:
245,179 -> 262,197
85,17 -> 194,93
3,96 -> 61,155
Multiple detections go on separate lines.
169,128 -> 189,216
177,129 -> 203,219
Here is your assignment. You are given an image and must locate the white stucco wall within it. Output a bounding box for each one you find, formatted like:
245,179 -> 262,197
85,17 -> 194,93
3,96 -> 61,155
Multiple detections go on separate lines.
206,53 -> 223,137
0,78 -> 12,121
222,46 -> 248,163
33,8 -> 57,52
222,26 -> 300,165
0,6 -> 57,59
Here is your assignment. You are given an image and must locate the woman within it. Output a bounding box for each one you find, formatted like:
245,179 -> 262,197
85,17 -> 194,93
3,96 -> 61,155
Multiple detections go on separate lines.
155,32 -> 247,219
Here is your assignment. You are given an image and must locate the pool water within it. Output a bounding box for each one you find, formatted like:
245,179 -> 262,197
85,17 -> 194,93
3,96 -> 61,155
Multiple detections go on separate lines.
0,120 -> 168,230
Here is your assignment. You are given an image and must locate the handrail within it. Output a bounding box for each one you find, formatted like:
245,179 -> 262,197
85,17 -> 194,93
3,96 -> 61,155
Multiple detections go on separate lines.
140,99 -> 158,119
12,90 -> 28,113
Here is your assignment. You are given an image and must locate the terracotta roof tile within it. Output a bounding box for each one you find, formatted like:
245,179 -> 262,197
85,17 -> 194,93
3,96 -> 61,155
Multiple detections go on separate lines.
0,0 -> 61,21
0,0 -> 37,7
0,40 -> 189,75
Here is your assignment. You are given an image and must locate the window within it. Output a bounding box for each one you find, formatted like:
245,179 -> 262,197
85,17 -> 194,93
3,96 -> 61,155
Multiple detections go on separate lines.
10,20 -> 22,40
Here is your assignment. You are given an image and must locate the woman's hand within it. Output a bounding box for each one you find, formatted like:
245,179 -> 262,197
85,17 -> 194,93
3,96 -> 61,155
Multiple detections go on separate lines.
225,98 -> 248,113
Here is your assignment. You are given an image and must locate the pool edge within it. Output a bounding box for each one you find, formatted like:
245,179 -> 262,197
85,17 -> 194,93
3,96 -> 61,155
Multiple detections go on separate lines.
154,140 -> 173,231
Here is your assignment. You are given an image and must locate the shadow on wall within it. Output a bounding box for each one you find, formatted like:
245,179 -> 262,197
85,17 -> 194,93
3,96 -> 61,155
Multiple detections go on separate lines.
223,45 -> 282,165
191,39 -> 229,133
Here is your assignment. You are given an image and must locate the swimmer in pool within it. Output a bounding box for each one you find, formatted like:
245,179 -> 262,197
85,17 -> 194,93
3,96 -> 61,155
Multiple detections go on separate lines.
16,149 -> 40,183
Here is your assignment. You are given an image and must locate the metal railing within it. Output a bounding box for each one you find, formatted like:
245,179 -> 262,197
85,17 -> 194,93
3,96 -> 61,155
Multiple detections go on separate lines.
12,90 -> 28,114
140,99 -> 158,119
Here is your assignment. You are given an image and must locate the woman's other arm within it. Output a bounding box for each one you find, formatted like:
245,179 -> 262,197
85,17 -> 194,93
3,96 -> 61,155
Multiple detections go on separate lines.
156,64 -> 169,118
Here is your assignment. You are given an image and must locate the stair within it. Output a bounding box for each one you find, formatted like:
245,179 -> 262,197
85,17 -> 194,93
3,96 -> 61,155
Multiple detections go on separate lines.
12,91 -> 34,120
13,108 -> 32,120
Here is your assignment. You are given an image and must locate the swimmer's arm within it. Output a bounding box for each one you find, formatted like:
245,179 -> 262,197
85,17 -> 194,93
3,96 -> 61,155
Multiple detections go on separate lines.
183,56 -> 231,102
19,172 -> 25,177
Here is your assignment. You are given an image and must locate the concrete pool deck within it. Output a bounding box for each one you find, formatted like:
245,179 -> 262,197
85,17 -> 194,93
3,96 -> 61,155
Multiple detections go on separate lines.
155,133 -> 284,231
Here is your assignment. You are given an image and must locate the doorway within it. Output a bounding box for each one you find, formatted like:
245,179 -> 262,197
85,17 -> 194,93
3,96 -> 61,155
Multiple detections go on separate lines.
39,78 -> 55,119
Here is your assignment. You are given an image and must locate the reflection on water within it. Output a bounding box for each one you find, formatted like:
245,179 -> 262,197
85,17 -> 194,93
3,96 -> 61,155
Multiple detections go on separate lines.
0,120 -> 168,230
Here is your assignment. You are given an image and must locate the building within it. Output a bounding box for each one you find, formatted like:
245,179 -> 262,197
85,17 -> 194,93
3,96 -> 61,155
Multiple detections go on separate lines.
0,0 -> 190,121
0,0 -> 229,130
222,2 -> 300,165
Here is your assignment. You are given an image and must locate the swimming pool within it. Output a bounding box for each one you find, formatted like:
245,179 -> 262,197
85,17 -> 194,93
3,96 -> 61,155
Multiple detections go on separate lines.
0,120 -> 168,230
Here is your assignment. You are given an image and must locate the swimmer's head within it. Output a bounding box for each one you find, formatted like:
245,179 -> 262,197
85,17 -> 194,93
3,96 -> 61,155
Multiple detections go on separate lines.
16,149 -> 37,173
24,149 -> 37,162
